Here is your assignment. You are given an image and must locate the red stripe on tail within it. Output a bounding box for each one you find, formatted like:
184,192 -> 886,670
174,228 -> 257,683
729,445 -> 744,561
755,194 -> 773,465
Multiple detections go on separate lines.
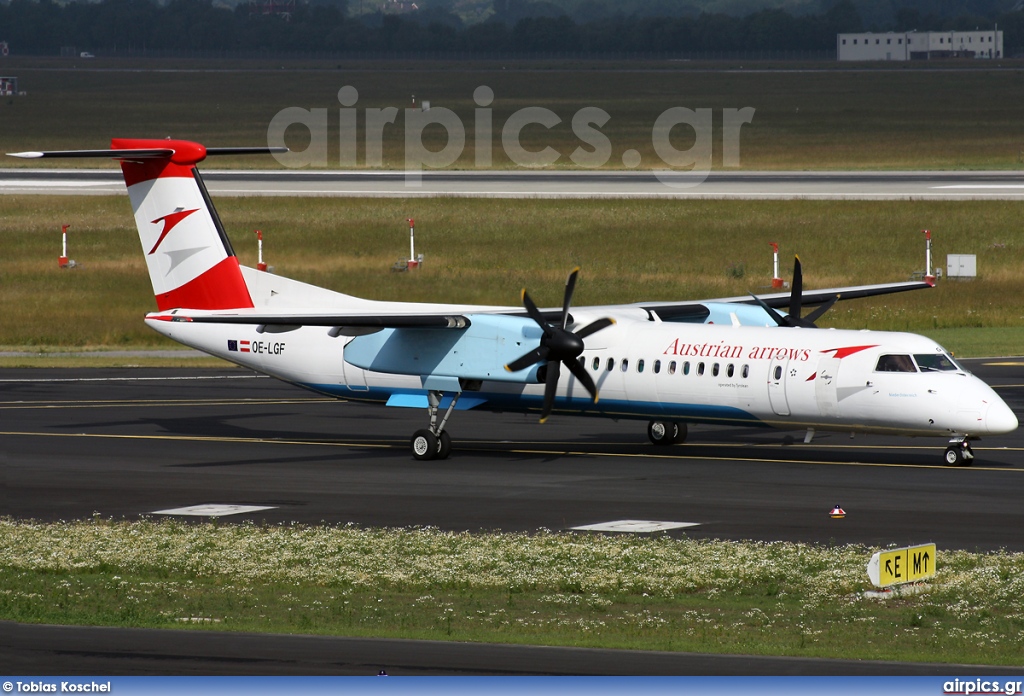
112,138 -> 207,187
154,256 -> 254,311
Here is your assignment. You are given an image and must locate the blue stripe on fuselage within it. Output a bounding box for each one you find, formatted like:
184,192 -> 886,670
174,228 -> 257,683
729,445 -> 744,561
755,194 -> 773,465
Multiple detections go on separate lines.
299,383 -> 764,427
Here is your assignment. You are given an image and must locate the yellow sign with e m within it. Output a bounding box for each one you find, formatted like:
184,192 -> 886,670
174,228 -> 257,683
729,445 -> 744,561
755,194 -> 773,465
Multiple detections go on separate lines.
867,543 -> 936,588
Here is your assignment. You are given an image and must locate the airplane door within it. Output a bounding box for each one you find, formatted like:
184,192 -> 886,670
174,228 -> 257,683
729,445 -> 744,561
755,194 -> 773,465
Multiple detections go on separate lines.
814,356 -> 841,418
767,357 -> 790,416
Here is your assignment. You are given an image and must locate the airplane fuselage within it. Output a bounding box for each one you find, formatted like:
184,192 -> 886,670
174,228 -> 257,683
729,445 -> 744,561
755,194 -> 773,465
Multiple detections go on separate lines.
147,304 -> 1015,440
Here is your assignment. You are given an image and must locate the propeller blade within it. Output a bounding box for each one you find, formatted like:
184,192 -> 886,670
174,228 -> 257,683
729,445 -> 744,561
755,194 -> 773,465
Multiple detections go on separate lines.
575,317 -> 615,339
750,294 -> 788,327
803,294 -> 840,326
505,346 -> 548,372
520,289 -> 549,330
565,357 -> 599,403
539,360 -> 561,423
789,256 -> 803,321
561,267 -> 580,329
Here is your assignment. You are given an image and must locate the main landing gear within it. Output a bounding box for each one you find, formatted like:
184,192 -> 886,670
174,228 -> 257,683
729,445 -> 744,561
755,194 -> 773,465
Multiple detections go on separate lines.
647,420 -> 688,446
944,436 -> 975,467
410,390 -> 459,461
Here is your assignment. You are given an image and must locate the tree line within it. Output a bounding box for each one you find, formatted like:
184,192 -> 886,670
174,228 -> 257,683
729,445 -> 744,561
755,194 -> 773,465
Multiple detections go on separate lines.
2,0 -> 1021,56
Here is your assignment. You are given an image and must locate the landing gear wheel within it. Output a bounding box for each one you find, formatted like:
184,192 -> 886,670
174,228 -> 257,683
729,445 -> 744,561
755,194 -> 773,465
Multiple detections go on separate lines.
648,420 -> 680,446
437,431 -> 452,460
944,446 -> 973,467
411,429 -> 438,461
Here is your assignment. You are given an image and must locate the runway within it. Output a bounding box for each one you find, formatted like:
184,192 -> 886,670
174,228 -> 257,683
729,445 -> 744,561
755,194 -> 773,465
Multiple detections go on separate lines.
4,361 -> 1024,675
4,168 -> 1024,199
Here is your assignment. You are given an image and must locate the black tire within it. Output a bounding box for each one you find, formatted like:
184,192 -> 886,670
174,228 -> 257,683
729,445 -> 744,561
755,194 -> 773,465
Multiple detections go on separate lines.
944,446 -> 964,467
647,420 -> 679,446
437,431 -> 452,460
411,429 -> 438,461
675,422 -> 689,444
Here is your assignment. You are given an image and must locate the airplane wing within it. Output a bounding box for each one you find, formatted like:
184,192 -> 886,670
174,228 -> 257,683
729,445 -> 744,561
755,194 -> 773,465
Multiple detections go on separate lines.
641,279 -> 933,322
149,310 -> 472,329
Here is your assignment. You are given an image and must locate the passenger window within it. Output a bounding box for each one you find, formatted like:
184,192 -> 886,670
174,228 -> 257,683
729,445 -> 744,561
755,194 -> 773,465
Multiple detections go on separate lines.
697,362 -> 705,376
876,354 -> 917,373
727,364 -> 734,377
637,359 -> 645,373
668,361 -> 676,375
742,364 -> 749,378
653,360 -> 661,374
621,359 -> 629,372
607,358 -> 615,372
592,357 -> 600,371
773,365 -> 782,380
712,363 -> 720,377
683,361 -> 690,375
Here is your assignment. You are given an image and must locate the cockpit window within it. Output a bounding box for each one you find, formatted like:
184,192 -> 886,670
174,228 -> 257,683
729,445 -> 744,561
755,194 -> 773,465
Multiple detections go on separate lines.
915,353 -> 960,372
875,354 -> 917,372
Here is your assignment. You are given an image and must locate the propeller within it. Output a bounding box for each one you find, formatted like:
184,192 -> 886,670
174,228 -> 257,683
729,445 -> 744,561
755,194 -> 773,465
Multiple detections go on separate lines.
504,268 -> 615,423
751,256 -> 839,328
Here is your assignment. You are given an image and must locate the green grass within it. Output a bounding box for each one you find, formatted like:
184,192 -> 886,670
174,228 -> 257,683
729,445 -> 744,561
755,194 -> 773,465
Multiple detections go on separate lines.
3,195 -> 1024,356
3,58 -> 1024,170
4,518 -> 1024,664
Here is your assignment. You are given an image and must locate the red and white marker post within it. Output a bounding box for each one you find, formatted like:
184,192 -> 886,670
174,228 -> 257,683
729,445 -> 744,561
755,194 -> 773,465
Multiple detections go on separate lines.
922,230 -> 935,285
769,242 -> 783,289
406,218 -> 419,269
59,224 -> 70,268
254,229 -> 267,272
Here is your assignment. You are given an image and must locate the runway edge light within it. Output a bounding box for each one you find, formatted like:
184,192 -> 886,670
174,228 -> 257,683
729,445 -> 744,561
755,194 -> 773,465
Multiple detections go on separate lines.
829,504 -> 846,519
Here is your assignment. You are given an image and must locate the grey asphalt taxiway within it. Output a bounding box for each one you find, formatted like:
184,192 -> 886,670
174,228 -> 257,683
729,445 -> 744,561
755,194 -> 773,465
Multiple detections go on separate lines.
3,360 -> 1024,675
5,168 -> 1024,199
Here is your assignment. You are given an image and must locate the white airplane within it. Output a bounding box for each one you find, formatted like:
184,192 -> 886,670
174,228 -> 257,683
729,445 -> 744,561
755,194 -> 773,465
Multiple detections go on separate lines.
10,139 -> 1018,466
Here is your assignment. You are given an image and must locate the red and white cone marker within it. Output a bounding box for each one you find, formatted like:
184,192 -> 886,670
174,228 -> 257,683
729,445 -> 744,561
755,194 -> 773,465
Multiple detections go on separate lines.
829,504 -> 846,519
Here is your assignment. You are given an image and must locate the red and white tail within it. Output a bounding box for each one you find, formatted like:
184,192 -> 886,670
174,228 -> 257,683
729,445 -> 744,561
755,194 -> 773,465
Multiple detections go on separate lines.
114,138 -> 253,311
9,138 -> 284,311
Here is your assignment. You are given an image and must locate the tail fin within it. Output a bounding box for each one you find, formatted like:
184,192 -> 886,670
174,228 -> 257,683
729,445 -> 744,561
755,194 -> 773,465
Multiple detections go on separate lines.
9,139 -> 284,311
113,138 -> 253,311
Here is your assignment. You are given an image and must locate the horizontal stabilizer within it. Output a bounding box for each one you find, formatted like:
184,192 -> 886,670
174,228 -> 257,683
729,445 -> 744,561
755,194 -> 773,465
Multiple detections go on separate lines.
7,146 -> 286,161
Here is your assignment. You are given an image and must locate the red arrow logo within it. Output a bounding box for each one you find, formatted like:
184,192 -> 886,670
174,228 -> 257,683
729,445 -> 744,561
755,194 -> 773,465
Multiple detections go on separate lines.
149,208 -> 199,255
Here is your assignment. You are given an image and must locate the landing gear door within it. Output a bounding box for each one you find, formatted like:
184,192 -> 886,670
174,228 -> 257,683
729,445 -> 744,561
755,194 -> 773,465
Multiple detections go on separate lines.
768,356 -> 790,416
342,338 -> 369,392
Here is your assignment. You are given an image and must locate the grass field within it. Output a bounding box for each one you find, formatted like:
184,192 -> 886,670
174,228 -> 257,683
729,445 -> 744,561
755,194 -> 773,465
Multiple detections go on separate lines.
3,194 -> 1024,357
3,58 -> 1024,170
4,518 -> 1024,665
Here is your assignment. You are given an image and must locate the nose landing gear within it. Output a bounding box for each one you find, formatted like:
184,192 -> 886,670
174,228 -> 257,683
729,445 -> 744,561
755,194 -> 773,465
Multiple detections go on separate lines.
944,436 -> 974,467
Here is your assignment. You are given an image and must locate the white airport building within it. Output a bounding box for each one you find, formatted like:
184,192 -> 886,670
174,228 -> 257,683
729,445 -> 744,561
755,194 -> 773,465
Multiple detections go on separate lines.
838,30 -> 1002,61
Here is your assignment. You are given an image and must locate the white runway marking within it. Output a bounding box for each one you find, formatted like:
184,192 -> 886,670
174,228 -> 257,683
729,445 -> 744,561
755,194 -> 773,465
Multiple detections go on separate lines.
0,179 -> 117,188
933,184 -> 1024,189
571,519 -> 700,533
0,375 -> 265,383
153,504 -> 277,517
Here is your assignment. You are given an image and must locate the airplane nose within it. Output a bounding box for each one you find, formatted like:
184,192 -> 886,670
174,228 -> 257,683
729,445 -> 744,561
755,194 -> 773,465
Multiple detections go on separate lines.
984,399 -> 1019,435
